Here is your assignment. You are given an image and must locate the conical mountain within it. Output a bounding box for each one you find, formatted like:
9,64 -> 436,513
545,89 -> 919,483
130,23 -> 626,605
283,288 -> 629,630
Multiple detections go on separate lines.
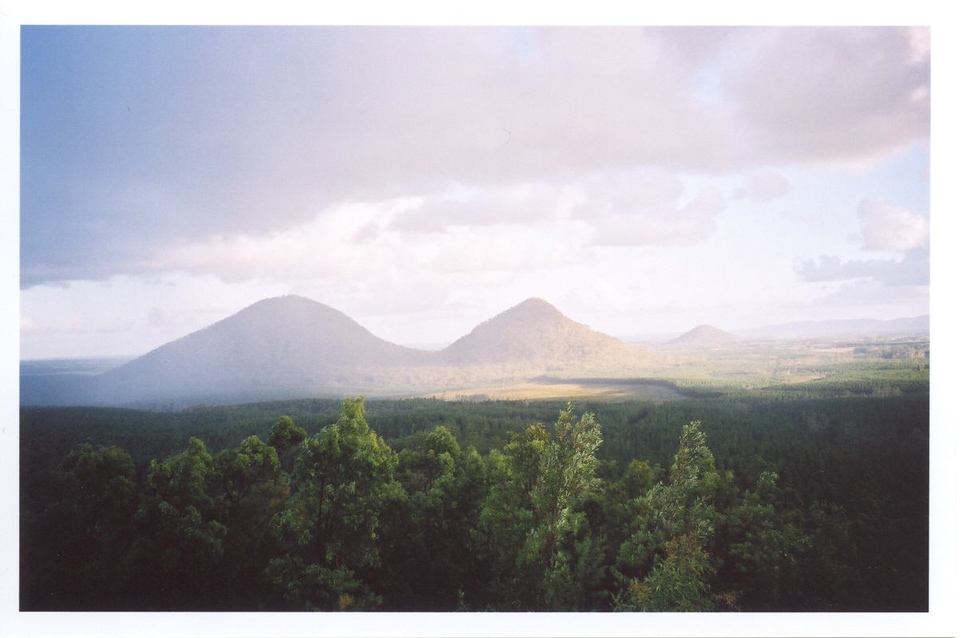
54,296 -> 658,406
669,324 -> 742,347
94,295 -> 430,403
438,298 -> 650,371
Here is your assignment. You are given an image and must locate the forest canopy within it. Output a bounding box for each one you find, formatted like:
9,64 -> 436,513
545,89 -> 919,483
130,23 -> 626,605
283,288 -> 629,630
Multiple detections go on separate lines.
21,388 -> 928,612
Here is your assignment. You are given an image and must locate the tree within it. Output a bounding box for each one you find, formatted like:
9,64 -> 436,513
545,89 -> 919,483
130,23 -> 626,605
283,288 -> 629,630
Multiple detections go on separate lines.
475,403 -> 605,610
213,435 -> 291,608
126,437 -> 227,609
268,415 -> 307,452
385,425 -> 480,609
712,471 -> 810,610
620,532 -> 719,612
397,425 -> 460,495
265,397 -> 401,610
525,404 -> 604,609
21,444 -> 137,609
616,421 -> 735,611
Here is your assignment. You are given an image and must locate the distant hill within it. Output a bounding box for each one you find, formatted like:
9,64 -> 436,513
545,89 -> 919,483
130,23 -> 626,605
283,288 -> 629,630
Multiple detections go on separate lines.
736,315 -> 930,340
438,298 -> 653,373
24,296 -> 657,407
669,324 -> 742,347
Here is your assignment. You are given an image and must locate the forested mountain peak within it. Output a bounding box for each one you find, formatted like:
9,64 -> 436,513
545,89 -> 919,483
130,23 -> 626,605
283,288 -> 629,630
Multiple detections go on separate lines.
438,297 -> 652,369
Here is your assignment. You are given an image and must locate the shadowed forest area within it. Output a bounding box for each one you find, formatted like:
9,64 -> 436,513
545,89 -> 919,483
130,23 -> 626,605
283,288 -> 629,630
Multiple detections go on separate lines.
21,361 -> 928,612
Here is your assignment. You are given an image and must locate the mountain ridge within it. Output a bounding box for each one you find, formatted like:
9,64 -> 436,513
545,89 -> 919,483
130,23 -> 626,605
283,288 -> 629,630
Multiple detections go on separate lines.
20,295 -> 929,407
29,295 -> 654,406
733,315 -> 929,340
669,324 -> 743,347
438,298 -> 646,368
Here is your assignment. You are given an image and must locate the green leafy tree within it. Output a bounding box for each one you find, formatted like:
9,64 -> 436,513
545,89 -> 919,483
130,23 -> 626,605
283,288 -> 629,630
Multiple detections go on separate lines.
125,437 -> 227,609
476,403 -> 605,610
268,415 -> 307,452
397,425 -> 460,495
525,404 -> 604,609
620,532 -> 720,611
713,471 -> 810,609
213,435 -> 291,607
21,444 -> 137,609
265,398 -> 400,610
616,421 -> 735,611
385,425 -> 477,609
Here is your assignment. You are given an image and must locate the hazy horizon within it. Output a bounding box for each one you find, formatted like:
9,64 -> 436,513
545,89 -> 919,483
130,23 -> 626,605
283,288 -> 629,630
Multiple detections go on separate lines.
18,24 -> 930,359
17,293 -> 930,363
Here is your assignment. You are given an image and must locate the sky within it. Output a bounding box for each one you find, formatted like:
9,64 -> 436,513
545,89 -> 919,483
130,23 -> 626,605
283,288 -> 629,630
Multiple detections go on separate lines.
13,20 -> 933,359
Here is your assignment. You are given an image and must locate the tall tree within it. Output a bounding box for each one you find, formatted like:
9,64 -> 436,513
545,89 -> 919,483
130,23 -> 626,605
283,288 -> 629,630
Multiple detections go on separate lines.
385,425 -> 488,609
525,404 -> 605,609
616,421 -> 734,611
125,437 -> 227,609
265,397 -> 401,610
476,403 -> 605,610
213,434 -> 291,608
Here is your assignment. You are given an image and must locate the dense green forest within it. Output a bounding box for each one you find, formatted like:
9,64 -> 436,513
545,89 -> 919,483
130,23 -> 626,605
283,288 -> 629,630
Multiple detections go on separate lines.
21,375 -> 928,611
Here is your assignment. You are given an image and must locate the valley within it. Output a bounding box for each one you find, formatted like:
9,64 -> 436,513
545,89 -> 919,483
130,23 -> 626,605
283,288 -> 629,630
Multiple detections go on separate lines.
19,294 -> 929,408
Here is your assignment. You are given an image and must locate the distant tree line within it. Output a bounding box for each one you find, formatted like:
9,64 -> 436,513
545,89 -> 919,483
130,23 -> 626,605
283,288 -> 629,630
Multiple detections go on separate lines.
21,391 -> 927,611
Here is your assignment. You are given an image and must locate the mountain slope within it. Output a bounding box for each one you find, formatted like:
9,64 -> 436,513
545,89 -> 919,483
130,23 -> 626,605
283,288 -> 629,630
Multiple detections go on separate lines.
438,298 -> 652,372
93,295 -> 430,403
33,296 -> 659,406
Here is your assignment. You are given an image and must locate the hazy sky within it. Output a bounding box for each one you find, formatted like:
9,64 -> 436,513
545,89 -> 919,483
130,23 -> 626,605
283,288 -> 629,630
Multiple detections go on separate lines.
16,23 -> 931,359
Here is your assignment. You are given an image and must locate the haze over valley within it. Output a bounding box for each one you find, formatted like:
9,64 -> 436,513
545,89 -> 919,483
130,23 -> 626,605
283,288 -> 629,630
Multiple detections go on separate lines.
20,294 -> 929,407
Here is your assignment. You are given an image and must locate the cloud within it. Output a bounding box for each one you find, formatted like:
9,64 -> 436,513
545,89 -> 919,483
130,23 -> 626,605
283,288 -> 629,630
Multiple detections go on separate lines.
806,277 -> 929,314
587,180 -> 727,247
20,315 -> 41,334
796,249 -> 929,287
163,200 -> 414,283
729,27 -> 929,166
20,26 -> 930,289
857,199 -> 929,251
162,195 -> 587,288
390,182 -> 579,233
733,170 -> 791,201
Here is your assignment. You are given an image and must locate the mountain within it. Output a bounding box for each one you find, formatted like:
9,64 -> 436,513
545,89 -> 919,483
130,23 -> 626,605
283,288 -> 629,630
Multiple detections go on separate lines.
438,298 -> 652,372
736,315 -> 930,340
24,296 -> 658,406
90,295 -> 431,404
669,324 -> 743,347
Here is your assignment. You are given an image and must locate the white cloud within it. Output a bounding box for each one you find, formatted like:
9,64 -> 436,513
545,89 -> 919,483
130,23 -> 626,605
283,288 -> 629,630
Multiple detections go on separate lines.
857,199 -> 929,252
163,193 -> 589,290
733,170 -> 791,201
590,185 -> 726,246
164,199 -> 419,282
390,182 -> 579,233
20,315 -> 41,334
